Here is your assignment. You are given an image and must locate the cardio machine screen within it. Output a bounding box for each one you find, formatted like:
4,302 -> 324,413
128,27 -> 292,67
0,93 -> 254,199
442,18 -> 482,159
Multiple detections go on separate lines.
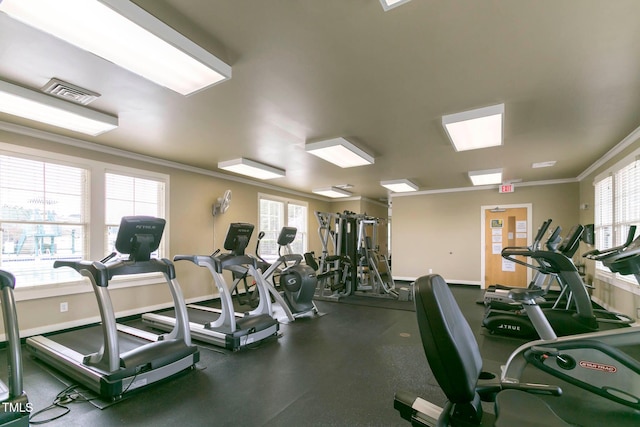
115,216 -> 166,261
223,223 -> 254,255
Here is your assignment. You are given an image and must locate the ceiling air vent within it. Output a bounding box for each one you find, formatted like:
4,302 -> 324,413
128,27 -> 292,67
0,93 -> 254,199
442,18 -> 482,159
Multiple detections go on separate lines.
41,78 -> 100,105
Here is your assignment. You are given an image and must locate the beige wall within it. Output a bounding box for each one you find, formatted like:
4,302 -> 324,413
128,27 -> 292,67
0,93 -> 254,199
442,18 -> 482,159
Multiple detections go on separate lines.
391,182 -> 580,283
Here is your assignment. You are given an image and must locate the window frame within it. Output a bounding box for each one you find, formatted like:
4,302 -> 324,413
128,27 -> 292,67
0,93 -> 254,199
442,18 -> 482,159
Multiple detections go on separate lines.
0,142 -> 170,300
257,193 -> 308,262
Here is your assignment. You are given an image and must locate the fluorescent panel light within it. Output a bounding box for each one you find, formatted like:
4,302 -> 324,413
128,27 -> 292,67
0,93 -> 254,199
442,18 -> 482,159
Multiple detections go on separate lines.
380,179 -> 418,193
468,169 -> 503,186
442,104 -> 504,152
380,0 -> 412,11
532,161 -> 556,168
218,158 -> 285,180
305,138 -> 374,168
0,0 -> 232,96
312,187 -> 352,198
0,80 -> 118,136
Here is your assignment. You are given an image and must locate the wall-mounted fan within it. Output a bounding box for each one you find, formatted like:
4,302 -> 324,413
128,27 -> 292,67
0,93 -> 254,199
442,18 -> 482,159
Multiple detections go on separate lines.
212,189 -> 232,216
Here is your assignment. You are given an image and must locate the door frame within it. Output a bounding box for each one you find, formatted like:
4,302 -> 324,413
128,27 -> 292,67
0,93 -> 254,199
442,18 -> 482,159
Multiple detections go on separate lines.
480,203 -> 532,289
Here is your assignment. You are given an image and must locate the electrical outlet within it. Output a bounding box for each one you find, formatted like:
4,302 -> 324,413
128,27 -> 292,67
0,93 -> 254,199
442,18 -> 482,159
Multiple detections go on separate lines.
60,302 -> 68,313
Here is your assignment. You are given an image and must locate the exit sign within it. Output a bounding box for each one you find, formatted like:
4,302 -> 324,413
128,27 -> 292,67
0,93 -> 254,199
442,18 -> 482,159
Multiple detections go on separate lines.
499,183 -> 514,193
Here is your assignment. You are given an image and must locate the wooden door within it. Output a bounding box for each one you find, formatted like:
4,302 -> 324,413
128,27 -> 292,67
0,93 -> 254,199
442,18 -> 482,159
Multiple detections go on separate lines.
484,207 -> 528,288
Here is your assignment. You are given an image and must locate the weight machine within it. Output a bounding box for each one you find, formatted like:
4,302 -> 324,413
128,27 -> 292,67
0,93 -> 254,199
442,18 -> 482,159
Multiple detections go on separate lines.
308,211 -> 352,301
311,211 -> 396,300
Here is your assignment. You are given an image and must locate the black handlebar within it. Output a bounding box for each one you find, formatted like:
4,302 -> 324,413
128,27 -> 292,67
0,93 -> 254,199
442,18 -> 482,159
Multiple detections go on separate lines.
583,225 -> 637,261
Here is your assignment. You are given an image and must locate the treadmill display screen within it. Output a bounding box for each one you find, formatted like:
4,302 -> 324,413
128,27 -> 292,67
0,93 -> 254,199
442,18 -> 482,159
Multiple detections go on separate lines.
115,216 -> 166,260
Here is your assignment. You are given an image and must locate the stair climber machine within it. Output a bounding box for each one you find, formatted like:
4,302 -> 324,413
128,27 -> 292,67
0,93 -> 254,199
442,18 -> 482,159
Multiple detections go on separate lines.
482,226 -> 635,339
26,216 -> 199,400
0,270 -> 29,426
394,272 -> 640,427
143,223 -> 279,351
252,227 -> 318,322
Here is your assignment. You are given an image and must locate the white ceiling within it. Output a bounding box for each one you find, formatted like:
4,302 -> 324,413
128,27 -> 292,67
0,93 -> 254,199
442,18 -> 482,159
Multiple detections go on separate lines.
1,0 -> 640,201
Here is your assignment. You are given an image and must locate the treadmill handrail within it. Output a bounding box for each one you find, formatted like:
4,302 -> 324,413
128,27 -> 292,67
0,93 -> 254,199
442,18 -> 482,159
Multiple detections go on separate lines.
502,247 -> 595,319
532,219 -> 553,250
602,236 -> 640,262
556,225 -> 584,258
0,270 -> 25,402
601,236 -> 640,276
583,225 -> 637,260
54,258 -> 177,286
54,260 -> 109,287
502,247 -> 577,273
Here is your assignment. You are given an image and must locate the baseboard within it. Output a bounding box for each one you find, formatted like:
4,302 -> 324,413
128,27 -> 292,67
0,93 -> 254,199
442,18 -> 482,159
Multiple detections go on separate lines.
393,276 -> 481,287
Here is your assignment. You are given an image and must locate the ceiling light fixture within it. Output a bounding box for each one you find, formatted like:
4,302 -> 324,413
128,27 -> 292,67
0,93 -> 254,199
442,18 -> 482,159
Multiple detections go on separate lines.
379,0 -> 413,11
442,104 -> 504,152
218,158 -> 285,180
0,80 -> 118,136
0,0 -> 232,96
532,161 -> 557,168
380,179 -> 418,193
312,187 -> 352,198
305,137 -> 374,168
468,169 -> 503,186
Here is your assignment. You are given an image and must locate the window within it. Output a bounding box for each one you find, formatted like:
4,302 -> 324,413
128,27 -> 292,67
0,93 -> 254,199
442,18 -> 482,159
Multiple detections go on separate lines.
593,150 -> 640,282
258,194 -> 307,262
0,154 -> 87,286
0,144 -> 169,291
105,173 -> 166,256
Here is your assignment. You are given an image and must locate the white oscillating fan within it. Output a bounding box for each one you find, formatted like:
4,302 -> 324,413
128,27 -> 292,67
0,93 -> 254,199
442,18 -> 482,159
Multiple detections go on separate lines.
212,189 -> 232,216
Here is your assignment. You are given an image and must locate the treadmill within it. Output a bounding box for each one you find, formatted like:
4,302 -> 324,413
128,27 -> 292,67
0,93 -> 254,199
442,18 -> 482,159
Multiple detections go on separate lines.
143,223 -> 280,351
0,270 -> 29,426
26,216 -> 199,400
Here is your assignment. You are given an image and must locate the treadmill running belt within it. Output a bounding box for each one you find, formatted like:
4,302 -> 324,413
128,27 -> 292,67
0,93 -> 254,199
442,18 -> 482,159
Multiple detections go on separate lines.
45,325 -> 152,355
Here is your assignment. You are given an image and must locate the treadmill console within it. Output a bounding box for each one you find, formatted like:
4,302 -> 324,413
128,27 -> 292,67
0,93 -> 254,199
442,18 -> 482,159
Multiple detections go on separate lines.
115,216 -> 166,261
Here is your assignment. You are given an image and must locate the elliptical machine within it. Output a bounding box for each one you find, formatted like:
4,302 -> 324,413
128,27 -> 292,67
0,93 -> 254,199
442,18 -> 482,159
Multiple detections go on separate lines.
254,227 -> 319,322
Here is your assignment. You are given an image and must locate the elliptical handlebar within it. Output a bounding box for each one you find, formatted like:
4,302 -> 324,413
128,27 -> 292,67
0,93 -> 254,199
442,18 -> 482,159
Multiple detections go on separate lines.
254,231 -> 269,263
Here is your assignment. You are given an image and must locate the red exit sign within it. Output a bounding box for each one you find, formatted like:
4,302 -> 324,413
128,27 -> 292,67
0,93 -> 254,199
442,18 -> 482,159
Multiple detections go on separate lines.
499,183 -> 514,193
